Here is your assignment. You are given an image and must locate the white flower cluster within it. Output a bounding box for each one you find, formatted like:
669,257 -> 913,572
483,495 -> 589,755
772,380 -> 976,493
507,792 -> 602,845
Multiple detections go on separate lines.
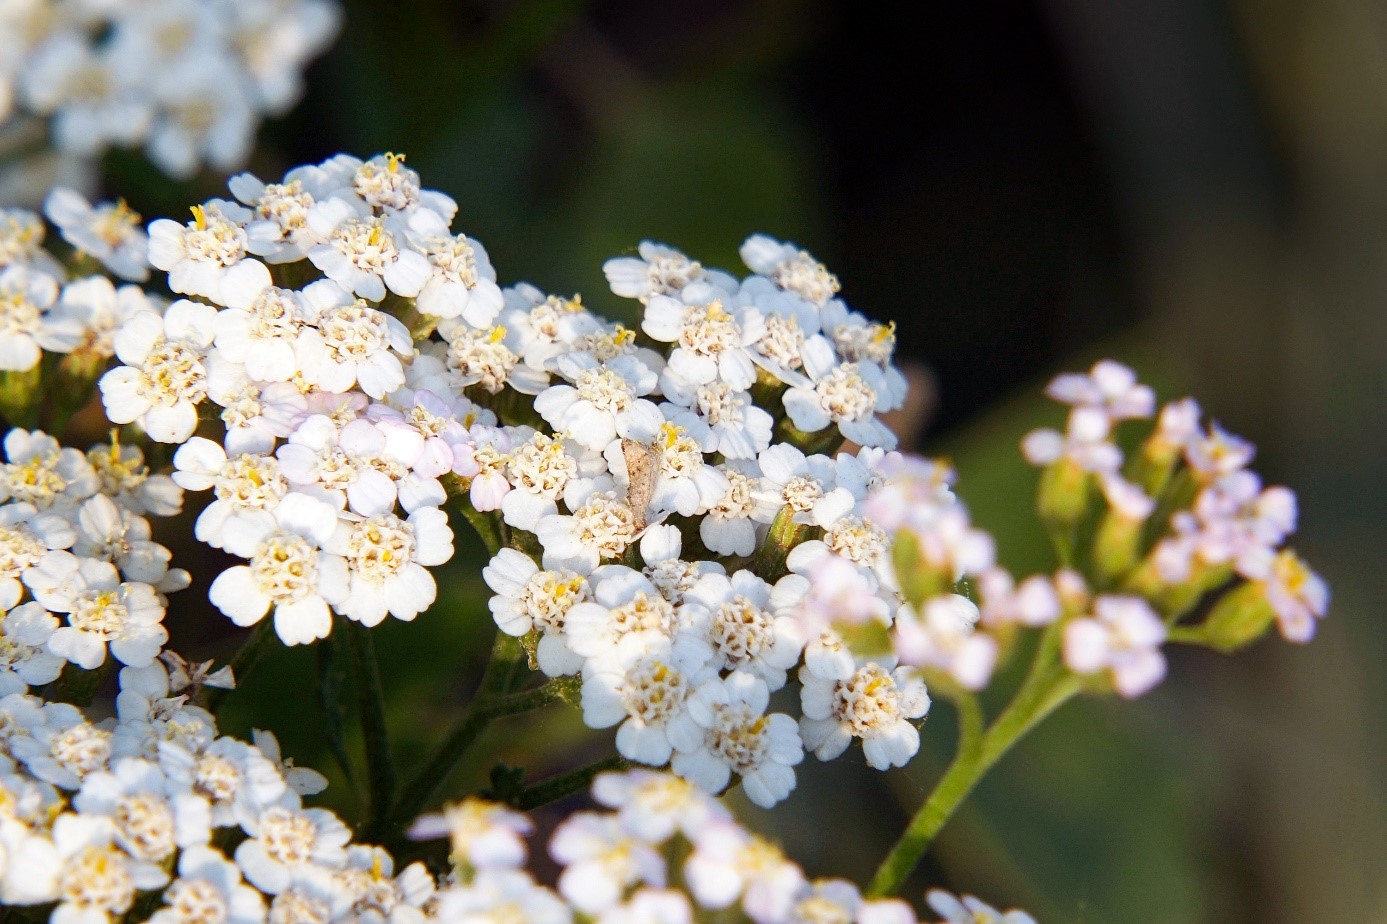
0,658 -> 1030,924
0,648 -> 455,924
66,153 -> 919,805
0,193 -> 165,380
1,0 -> 340,178
0,427 -> 187,683
410,767 -> 1034,924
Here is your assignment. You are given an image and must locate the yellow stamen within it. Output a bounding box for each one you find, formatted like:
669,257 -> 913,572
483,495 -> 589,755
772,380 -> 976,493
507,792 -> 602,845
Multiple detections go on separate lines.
189,204 -> 207,229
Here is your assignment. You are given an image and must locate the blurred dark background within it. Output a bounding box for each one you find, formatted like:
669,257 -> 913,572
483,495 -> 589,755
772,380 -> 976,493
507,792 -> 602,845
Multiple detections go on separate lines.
82,0 -> 1387,920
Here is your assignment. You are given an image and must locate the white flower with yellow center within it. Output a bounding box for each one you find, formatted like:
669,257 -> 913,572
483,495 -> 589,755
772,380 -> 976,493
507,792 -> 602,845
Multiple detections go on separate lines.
149,202 -> 272,307
787,515 -> 894,592
739,234 -> 841,307
415,231 -> 504,325
0,264 -> 59,372
234,804 -> 352,894
673,671 -> 802,808
581,631 -> 715,767
603,240 -> 736,302
321,507 -> 453,627
591,768 -> 729,844
158,736 -> 288,831
19,29 -> 150,157
0,208 -> 57,272
643,293 -> 764,391
432,867 -> 571,924
483,548 -> 589,677
44,276 -> 164,363
23,552 -> 167,669
566,567 -> 691,662
500,431 -> 591,531
49,814 -> 170,921
341,152 -> 457,224
819,302 -> 907,411
536,487 -> 641,573
0,602 -> 63,695
408,797 -> 533,871
637,526 -> 724,608
534,353 -> 664,453
439,321 -> 547,395
151,845 -> 266,924
209,492 -> 345,646
99,300 -> 218,443
700,464 -> 771,556
85,437 -> 183,518
275,415 -> 411,518
754,443 -> 854,528
73,757 -> 210,864
550,811 -> 668,914
799,660 -> 929,770
44,188 -> 150,281
172,439 -> 290,557
111,663 -> 216,761
212,283 -> 321,383
4,696 -> 113,788
788,879 -> 865,924
306,202 -> 431,301
145,55 -> 258,179
0,428 -> 98,513
684,571 -> 805,690
230,172 -> 323,263
660,376 -> 773,461
782,338 -> 896,449
295,290 -> 412,398
684,820 -> 805,922
0,500 -> 75,608
72,494 -> 181,589
500,284 -> 605,371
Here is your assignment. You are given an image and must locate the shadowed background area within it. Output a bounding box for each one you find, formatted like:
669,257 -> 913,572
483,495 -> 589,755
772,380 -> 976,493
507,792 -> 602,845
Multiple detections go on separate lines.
69,0 -> 1387,920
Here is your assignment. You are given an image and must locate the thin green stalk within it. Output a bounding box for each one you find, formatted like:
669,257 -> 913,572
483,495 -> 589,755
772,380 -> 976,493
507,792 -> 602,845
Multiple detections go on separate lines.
342,619 -> 396,832
511,755 -> 630,810
381,634 -> 542,837
203,619 -> 277,713
867,626 -> 1081,898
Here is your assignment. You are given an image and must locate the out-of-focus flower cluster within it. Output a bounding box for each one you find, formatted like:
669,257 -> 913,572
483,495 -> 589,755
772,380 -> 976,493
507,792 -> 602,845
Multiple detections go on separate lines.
407,768 -> 1034,924
0,0 -> 340,180
0,693 -> 1034,924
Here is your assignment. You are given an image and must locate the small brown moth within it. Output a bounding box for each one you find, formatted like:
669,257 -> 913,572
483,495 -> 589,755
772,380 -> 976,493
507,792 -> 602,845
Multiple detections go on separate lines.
621,437 -> 660,531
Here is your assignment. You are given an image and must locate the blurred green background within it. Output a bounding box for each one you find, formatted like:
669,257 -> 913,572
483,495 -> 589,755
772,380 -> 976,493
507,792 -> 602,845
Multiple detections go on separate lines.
52,0 -> 1387,920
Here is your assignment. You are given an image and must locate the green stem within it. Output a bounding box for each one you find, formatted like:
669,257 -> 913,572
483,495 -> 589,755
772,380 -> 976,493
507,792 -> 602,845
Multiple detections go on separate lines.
1166,625 -> 1207,645
203,619 -> 277,713
342,619 -> 396,833
510,755 -> 630,810
380,633 -> 538,837
867,628 -> 1081,898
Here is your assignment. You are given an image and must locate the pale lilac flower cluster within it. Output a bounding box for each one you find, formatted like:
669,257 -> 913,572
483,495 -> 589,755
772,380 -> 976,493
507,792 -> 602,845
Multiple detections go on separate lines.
1,0 -> 341,179
1023,360 -> 1324,646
